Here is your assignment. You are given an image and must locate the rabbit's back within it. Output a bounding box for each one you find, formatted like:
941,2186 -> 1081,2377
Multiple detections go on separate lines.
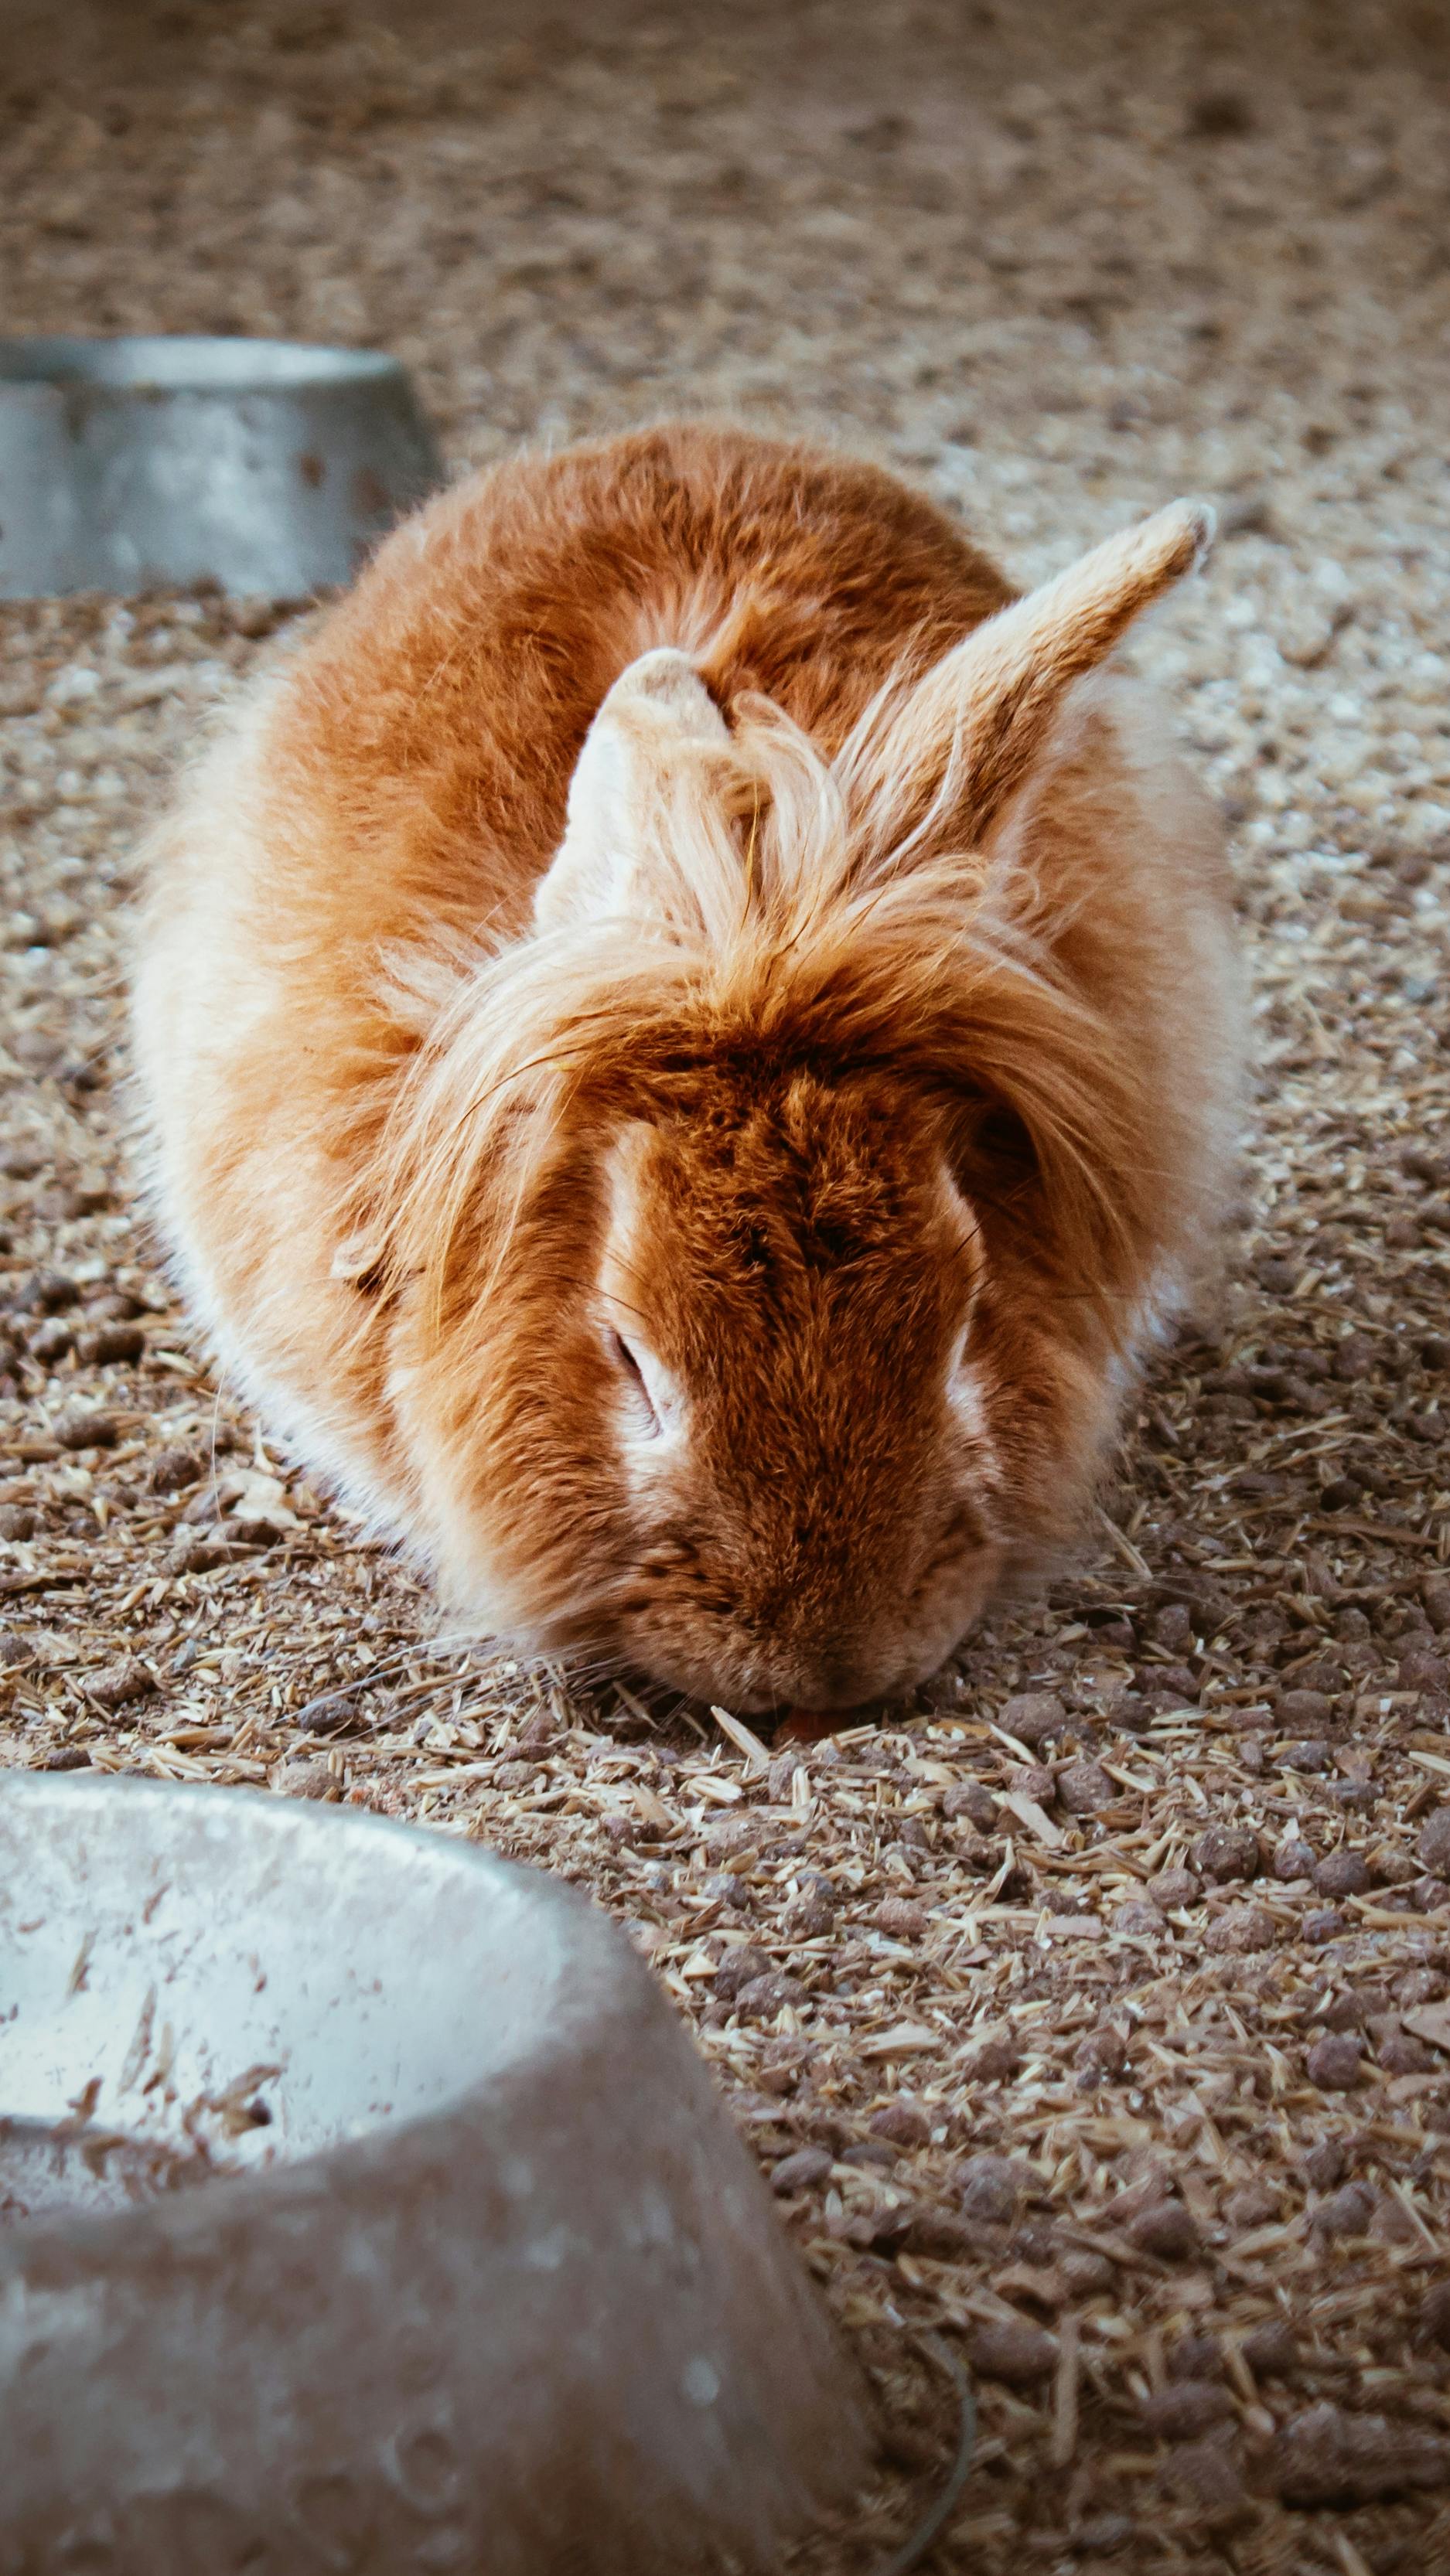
133,426 -> 1238,1678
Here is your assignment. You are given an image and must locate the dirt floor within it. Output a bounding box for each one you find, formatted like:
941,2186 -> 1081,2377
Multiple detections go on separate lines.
2,2 -> 1450,2568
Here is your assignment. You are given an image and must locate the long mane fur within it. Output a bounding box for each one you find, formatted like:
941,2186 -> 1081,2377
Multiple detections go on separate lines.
375,677 -> 1155,1348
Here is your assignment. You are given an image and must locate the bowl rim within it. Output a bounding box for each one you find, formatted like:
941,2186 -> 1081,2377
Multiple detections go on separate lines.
0,335 -> 408,396
0,1771 -> 620,2243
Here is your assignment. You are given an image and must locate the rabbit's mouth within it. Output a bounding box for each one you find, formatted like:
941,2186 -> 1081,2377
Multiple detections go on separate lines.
610,1554 -> 1001,1722
769,1702 -> 890,1745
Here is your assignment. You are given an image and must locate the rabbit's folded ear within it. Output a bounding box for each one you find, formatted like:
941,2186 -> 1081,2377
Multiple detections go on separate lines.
534,648 -> 731,933
862,499 -> 1214,844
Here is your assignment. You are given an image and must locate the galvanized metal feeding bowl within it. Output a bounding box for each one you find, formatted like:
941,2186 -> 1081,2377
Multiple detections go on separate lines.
0,335 -> 442,597
0,1774 -> 872,2573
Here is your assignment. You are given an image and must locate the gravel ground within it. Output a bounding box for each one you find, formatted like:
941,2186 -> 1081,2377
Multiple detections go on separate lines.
2,5 -> 1449,2569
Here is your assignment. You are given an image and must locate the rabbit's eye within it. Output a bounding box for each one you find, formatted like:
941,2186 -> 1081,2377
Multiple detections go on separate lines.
612,1331 -> 663,1437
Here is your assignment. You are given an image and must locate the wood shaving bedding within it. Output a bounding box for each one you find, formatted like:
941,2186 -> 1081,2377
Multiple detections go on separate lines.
1,2 -> 1448,2565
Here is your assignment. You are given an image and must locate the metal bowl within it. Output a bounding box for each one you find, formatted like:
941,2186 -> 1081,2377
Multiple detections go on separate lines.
0,1774 -> 870,2572
0,335 -> 442,598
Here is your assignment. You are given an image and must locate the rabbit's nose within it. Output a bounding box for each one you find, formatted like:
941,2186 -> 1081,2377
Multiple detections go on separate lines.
778,1646 -> 895,1715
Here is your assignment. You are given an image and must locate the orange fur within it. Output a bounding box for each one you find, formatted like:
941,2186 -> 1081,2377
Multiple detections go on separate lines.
132,425 -> 1240,1712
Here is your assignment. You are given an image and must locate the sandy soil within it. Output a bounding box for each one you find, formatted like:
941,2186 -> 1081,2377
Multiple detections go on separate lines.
2,4 -> 1449,2568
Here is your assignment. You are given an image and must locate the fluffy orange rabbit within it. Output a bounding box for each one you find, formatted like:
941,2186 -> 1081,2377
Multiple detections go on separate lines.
133,426 -> 1240,1714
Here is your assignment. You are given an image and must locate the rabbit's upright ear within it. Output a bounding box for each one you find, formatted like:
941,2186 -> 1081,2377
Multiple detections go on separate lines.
534,648 -> 731,934
863,499 -> 1214,845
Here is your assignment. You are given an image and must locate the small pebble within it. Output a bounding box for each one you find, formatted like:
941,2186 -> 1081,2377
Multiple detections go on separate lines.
1075,2516 -> 1133,2553
1274,2402 -> 1450,2506
962,2032 -> 1021,2082
1060,2247 -> 1114,2295
875,1896 -> 929,1938
1378,2030 -> 1435,2074
1161,2439 -> 1249,2519
1205,1903 -> 1276,1954
1418,1808 -> 1450,1878
1400,1648 -> 1450,1694
78,1323 -> 145,1367
941,1781 -> 997,1829
24,1270 -> 80,1314
782,1876 -> 834,1936
1111,1899 -> 1162,1934
869,2097 -> 930,2146
969,2318 -> 1058,2387
712,1945 -> 770,2002
1056,1757 -> 1115,1814
1150,1867 -> 1202,1910
1074,2026 -> 1128,2082
150,1443 -> 208,1493
1242,2318 -> 1298,2379
1253,1254 -> 1299,1296
55,1408 -> 121,1452
1223,2181 -> 1278,2231
1306,2030 -> 1363,2090
85,1660 -> 154,1712
1193,1823 -> 1261,1883
770,2145 -> 832,2197
705,1816 -> 763,1866
998,1691 -> 1065,1746
1155,1660 -> 1202,1702
274,1757 -> 341,1803
1328,1780 -> 1377,1814
1304,2138 -> 1347,2190
1127,2199 -> 1199,2261
1150,1603 -> 1197,1655
1140,2381 -> 1233,2439
901,2206 -> 974,2261
1312,1849 -> 1370,1900
1276,1688 -> 1335,1728
1313,2179 -> 1375,2237
957,2152 -> 1029,2223
306,1693 -> 360,1738
1006,1762 -> 1056,1801
732,1971 -> 803,2017
1332,1336 -> 1377,1382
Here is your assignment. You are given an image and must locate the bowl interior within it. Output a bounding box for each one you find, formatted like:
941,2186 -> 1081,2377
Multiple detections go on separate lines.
0,336 -> 402,394
0,1777 -> 568,2196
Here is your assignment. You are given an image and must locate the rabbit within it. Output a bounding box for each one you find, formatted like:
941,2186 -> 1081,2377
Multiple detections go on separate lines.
132,424 -> 1241,1716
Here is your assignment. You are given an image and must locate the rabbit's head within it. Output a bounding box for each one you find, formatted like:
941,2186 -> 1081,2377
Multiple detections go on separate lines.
575,1072 -> 1002,1712
379,502 -> 1215,1711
